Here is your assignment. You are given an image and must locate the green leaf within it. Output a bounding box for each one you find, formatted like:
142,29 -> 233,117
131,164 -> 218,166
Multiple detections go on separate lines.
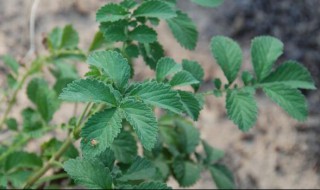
178,91 -> 201,121
5,118 -> 18,131
1,55 -> 19,74
182,59 -> 204,91
263,84 -> 307,121
121,99 -> 158,151
133,0 -> 176,19
59,78 -> 119,106
251,36 -> 284,81
176,119 -> 200,153
166,11 -> 198,50
100,21 -> 127,42
7,170 -> 32,189
126,81 -> 184,114
202,140 -> 224,164
262,61 -> 316,89
63,158 -> 112,189
125,44 -> 140,58
119,157 -> 156,181
170,70 -> 199,87
96,3 -> 129,22
41,138 -> 79,160
48,25 -> 79,50
209,164 -> 235,189
129,25 -> 157,43
7,74 -> 17,89
241,71 -> 254,86
210,36 -> 242,84
27,78 -> 60,122
173,160 -> 201,187
22,108 -> 43,134
129,181 -> 172,189
94,148 -> 115,170
191,0 -> 224,7
81,108 -> 123,157
226,88 -> 258,131
87,50 -> 131,89
5,151 -> 42,172
111,131 -> 138,163
89,31 -> 106,51
120,0 -> 138,9
156,57 -> 182,82
139,42 -> 165,70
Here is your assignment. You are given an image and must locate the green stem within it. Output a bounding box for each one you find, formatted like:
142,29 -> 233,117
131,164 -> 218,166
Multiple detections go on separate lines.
33,173 -> 69,189
0,71 -> 30,129
0,135 -> 30,163
73,103 -> 93,139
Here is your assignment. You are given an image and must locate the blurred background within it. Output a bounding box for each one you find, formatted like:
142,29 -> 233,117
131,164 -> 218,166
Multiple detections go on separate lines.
0,0 -> 319,188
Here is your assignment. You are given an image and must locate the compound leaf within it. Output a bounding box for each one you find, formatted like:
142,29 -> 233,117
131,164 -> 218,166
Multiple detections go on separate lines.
166,11 -> 198,50
133,0 -> 176,19
129,25 -> 157,43
226,88 -> 258,131
81,108 -> 123,157
63,158 -> 112,189
211,36 -> 242,84
59,78 -> 119,106
263,84 -> 307,121
156,57 -> 182,82
96,3 -> 129,22
251,36 -> 284,81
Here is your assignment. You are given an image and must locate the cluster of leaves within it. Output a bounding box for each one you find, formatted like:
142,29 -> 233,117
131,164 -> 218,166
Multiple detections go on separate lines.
0,0 -> 315,189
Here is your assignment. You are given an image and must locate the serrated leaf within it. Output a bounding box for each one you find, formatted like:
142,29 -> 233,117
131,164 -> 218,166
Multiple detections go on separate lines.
139,42 -> 165,69
211,36 -> 242,84
63,158 -> 112,189
182,59 -> 204,91
129,25 -> 157,43
173,160 -> 201,187
130,181 -> 172,189
202,140 -> 224,164
191,0 -> 224,7
166,11 -> 198,50
156,57 -> 182,82
262,61 -> 316,89
59,78 -> 119,106
133,0 -> 176,19
100,21 -> 127,42
96,3 -> 129,22
241,71 -> 254,86
94,148 -> 115,170
81,108 -> 123,157
87,50 -> 131,89
120,0 -> 138,9
111,131 -> 138,163
226,88 -> 258,131
209,164 -> 235,189
48,25 -> 79,50
251,36 -> 284,81
263,84 -> 307,121
176,119 -> 200,153
170,70 -> 199,87
1,55 -> 19,74
119,157 -> 156,181
178,91 -> 201,121
125,44 -> 139,58
126,81 -> 184,114
5,151 -> 42,172
121,99 -> 158,150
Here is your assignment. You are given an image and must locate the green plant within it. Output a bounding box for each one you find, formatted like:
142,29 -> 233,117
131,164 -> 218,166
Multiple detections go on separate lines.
0,0 -> 315,189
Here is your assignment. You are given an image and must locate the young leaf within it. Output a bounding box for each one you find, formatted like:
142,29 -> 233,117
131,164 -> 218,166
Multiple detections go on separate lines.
59,78 -> 119,106
5,151 -> 42,172
262,84 -> 307,121
1,55 -> 19,74
209,164 -> 235,189
251,36 -> 284,81
118,157 -> 156,181
63,158 -> 112,189
121,99 -> 158,150
170,70 -> 199,87
191,0 -> 224,7
48,25 -> 79,50
126,81 -> 184,114
99,21 -> 127,42
139,42 -> 165,69
226,88 -> 258,131
81,108 -> 123,157
182,59 -> 204,91
156,57 -> 182,82
210,36 -> 242,84
176,119 -> 200,153
241,71 -> 254,86
178,90 -> 201,121
96,3 -> 129,22
87,50 -> 131,89
262,61 -> 316,89
111,131 -> 138,163
133,0 -> 177,19
129,25 -> 157,43
166,11 -> 198,50
173,160 -> 201,187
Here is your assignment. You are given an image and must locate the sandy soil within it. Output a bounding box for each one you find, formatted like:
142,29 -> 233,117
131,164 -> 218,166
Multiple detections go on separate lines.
0,0 -> 320,189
